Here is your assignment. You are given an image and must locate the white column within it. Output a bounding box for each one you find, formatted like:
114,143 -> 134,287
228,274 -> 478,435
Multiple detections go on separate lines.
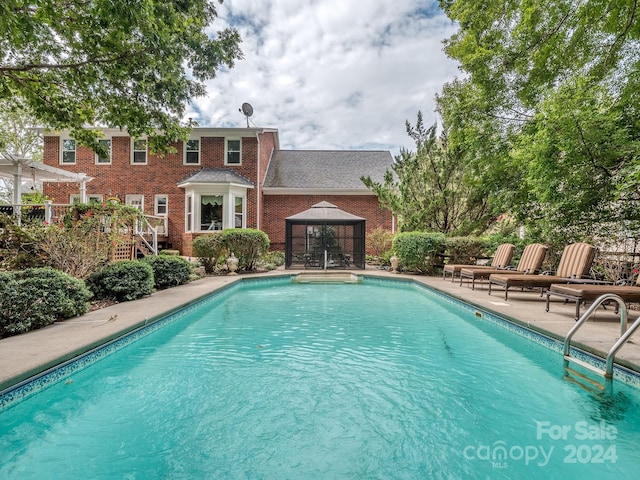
12,162 -> 22,205
45,200 -> 53,223
79,175 -> 88,203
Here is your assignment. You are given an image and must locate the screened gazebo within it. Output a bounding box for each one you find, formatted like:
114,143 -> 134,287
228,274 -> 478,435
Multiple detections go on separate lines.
285,201 -> 365,269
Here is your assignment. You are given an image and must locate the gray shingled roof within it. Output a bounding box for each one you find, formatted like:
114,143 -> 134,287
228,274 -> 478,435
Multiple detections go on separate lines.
263,150 -> 393,190
177,168 -> 254,187
286,201 -> 365,221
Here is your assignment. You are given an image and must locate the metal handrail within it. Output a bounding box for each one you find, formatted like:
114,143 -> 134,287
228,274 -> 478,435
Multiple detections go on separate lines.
563,293 -> 640,379
564,294 -> 628,359
605,316 -> 640,378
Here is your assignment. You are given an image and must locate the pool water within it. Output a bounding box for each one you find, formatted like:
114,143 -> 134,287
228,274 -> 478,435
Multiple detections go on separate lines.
1,279 -> 640,479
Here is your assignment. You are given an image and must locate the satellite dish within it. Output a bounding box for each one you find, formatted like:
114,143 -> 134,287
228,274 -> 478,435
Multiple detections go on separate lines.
241,102 -> 254,117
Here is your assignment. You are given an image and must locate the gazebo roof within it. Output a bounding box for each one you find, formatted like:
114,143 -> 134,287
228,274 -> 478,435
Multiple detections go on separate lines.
286,201 -> 365,222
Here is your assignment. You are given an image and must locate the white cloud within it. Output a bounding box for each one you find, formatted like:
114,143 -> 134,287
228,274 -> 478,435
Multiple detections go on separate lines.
189,0 -> 459,155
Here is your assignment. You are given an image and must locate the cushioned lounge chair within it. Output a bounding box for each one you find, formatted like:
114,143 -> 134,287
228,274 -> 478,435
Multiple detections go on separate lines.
488,242 -> 597,300
459,243 -> 548,290
442,243 -> 515,282
546,276 -> 640,320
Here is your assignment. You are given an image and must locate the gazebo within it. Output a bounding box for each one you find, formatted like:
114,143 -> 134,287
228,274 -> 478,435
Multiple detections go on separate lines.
285,201 -> 365,269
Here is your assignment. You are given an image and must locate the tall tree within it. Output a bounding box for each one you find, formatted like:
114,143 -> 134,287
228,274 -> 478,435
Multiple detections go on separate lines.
437,0 -> 640,240
0,0 -> 242,152
0,102 -> 43,203
0,102 -> 42,160
362,112 -> 495,234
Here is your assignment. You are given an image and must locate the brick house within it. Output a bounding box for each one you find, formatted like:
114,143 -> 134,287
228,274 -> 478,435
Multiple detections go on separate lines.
41,127 -> 394,256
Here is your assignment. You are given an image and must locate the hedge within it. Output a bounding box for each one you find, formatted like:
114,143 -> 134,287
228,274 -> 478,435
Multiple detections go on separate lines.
393,232 -> 446,274
142,255 -> 192,289
87,260 -> 154,301
0,268 -> 91,337
192,233 -> 226,274
220,229 -> 270,272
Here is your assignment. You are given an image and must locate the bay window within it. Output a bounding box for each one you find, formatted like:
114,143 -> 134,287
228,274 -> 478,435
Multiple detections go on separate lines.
181,190 -> 249,232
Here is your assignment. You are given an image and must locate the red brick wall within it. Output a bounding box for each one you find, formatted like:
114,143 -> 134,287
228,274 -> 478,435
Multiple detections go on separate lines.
42,131 -> 390,257
262,195 -> 392,253
42,133 -> 262,254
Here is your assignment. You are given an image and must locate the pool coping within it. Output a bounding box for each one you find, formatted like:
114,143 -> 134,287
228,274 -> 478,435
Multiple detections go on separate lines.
2,270 -> 640,405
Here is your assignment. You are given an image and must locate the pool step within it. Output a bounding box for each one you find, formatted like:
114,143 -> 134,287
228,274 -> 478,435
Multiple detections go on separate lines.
292,272 -> 362,284
563,364 -> 606,393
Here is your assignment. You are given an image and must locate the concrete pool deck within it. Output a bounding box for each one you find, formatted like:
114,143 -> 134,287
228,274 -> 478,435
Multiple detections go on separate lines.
2,267 -> 640,392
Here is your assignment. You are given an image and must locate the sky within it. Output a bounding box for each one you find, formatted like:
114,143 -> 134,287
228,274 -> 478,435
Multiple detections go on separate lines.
186,0 -> 460,156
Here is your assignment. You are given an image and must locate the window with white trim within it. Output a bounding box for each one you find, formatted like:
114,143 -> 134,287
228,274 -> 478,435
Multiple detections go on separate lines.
186,195 -> 193,231
95,139 -> 112,164
70,194 -> 103,204
234,195 -> 244,228
183,189 -> 250,232
184,139 -> 200,165
155,195 -> 168,215
132,138 -> 147,164
225,138 -> 241,165
61,139 -> 76,164
126,194 -> 144,210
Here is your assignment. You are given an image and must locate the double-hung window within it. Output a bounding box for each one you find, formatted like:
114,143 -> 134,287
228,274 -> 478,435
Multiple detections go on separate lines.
225,139 -> 241,165
95,139 -> 112,164
234,196 -> 244,228
185,139 -> 200,165
61,139 -> 76,164
132,138 -> 147,164
155,195 -> 168,215
186,195 -> 193,231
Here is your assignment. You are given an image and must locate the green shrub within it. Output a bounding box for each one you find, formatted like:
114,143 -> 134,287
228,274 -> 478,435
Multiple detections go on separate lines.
0,268 -> 91,337
482,233 -> 527,256
0,270 -> 13,286
258,250 -> 285,270
142,255 -> 192,289
444,236 -> 490,265
379,250 -> 394,266
221,229 -> 270,272
393,232 -> 446,274
87,260 -> 154,301
0,216 -> 48,270
192,233 -> 226,274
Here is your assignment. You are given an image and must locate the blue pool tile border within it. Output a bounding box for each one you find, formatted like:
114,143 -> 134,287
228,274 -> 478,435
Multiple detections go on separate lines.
2,275 -> 640,411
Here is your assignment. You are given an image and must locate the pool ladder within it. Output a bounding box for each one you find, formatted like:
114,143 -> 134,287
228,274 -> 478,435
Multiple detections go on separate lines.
563,294 -> 640,380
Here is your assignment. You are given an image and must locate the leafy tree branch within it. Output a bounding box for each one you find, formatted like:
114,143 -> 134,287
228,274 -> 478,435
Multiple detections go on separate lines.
0,0 -> 242,152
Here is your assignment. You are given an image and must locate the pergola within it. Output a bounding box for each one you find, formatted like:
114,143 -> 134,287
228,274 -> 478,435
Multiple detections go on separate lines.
0,154 -> 92,204
285,201 -> 366,269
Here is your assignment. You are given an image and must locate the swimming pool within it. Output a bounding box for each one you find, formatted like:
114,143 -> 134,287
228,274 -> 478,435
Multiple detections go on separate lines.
1,277 -> 640,479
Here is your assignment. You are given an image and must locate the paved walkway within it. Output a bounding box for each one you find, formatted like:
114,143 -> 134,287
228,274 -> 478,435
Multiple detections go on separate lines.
2,268 -> 640,392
